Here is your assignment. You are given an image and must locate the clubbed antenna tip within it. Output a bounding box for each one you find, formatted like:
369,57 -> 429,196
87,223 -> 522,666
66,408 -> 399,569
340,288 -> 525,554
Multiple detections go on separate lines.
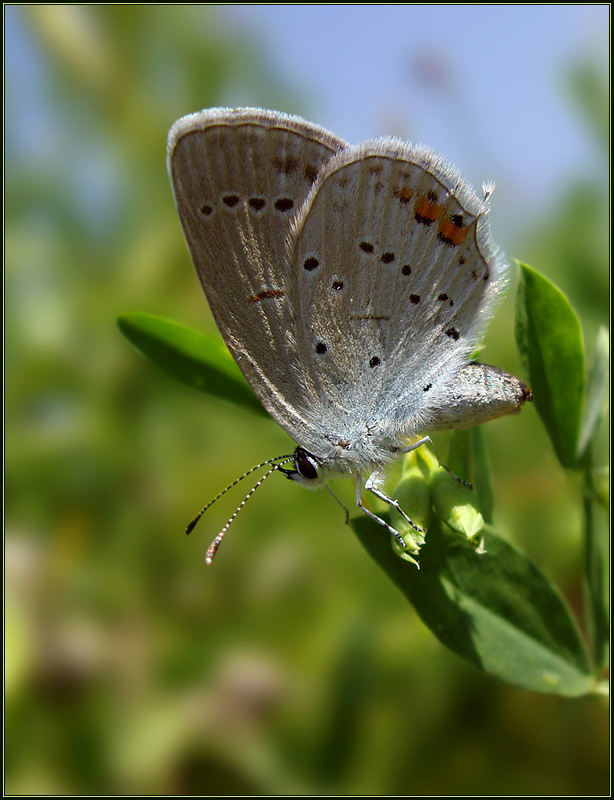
184,453 -> 294,563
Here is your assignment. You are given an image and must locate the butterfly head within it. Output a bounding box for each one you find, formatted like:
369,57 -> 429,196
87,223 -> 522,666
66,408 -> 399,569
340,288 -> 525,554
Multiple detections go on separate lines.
278,447 -> 328,490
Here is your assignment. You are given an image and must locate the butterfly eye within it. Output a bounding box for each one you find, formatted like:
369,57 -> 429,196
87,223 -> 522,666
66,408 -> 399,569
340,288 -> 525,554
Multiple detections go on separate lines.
294,448 -> 319,480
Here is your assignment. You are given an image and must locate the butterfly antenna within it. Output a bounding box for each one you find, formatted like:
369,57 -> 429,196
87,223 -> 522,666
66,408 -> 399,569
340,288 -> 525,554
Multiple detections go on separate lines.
186,454 -> 294,536
204,459 -> 293,564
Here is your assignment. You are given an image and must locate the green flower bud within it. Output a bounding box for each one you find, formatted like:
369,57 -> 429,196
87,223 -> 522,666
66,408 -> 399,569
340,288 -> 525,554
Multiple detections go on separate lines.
389,450 -> 433,563
430,467 -> 484,541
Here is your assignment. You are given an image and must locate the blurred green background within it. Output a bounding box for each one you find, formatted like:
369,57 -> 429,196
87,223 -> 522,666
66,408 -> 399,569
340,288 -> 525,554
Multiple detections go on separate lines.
5,6 -> 608,795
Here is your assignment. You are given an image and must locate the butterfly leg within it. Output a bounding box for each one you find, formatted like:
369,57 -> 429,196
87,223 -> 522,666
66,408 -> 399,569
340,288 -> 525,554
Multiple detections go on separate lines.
326,484 -> 350,524
364,472 -> 425,534
400,436 -> 472,489
355,474 -> 423,548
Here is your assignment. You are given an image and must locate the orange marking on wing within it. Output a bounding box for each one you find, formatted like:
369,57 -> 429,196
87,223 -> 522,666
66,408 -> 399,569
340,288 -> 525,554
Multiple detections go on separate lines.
437,216 -> 469,246
249,289 -> 284,303
414,194 -> 442,223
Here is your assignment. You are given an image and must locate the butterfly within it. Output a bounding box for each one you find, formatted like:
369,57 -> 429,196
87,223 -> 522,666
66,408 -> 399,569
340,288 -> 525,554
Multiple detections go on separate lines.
167,108 -> 532,562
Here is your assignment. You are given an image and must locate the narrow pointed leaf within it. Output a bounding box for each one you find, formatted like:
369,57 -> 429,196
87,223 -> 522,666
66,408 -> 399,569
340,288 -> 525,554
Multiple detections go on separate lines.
578,326 -> 609,458
584,485 -> 610,673
582,449 -> 610,673
117,312 -> 268,417
515,262 -> 585,469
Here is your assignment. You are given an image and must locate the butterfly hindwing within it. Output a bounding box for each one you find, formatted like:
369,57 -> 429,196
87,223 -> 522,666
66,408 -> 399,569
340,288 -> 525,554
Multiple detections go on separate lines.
288,140 -> 508,442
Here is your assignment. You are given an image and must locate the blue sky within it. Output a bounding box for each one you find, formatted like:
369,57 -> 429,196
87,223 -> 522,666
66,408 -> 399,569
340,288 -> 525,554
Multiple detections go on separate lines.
222,5 -> 608,237
6,4 -> 608,245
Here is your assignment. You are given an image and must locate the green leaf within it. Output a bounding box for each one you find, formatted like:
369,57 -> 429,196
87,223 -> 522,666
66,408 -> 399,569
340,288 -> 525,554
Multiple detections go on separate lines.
583,476 -> 610,673
577,328 -> 609,673
515,262 -> 585,469
578,326 -> 609,458
117,312 -> 268,417
352,515 -> 594,696
447,427 -> 494,525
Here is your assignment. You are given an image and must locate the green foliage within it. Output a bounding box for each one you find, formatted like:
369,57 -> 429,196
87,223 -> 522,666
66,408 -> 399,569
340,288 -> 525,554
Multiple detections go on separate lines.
118,312 -> 268,417
447,427 -> 495,524
578,325 -> 609,458
515,262 -> 585,469
119,261 -> 608,697
515,264 -> 609,678
579,327 -> 610,672
352,516 -> 593,696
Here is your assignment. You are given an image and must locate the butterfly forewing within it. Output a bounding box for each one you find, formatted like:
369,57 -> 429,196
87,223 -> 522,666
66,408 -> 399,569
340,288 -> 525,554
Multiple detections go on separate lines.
168,108 -> 347,438
288,140 -> 508,441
